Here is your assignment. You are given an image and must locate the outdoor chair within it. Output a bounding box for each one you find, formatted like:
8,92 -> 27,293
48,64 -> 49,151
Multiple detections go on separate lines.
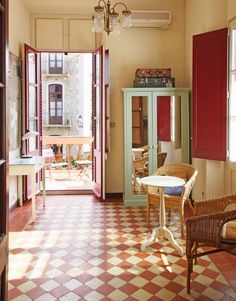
185,194 -> 236,293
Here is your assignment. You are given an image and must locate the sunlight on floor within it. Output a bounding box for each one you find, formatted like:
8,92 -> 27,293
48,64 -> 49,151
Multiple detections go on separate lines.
45,169 -> 93,190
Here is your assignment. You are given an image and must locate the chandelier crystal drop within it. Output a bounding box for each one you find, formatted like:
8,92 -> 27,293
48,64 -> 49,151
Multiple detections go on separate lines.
92,0 -> 132,35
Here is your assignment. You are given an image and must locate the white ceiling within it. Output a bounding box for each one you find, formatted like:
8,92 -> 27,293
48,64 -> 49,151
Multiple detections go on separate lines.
22,0 -> 98,14
21,0 -> 154,15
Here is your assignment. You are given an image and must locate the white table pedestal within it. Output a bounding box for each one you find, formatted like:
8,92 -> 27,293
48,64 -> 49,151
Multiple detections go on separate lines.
140,176 -> 185,256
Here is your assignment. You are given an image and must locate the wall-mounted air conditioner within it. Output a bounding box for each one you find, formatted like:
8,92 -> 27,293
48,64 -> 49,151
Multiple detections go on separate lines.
131,10 -> 172,29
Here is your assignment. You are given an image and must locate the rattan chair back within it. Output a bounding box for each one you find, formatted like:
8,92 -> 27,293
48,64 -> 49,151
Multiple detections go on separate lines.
185,194 -> 236,293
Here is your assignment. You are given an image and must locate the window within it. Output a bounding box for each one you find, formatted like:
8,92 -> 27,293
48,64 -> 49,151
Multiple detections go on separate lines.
49,84 -> 63,124
49,53 -> 63,74
229,27 -> 236,162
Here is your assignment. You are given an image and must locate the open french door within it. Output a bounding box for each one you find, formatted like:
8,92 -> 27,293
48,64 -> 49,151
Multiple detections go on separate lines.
0,0 -> 8,299
23,44 -> 41,199
92,46 -> 106,199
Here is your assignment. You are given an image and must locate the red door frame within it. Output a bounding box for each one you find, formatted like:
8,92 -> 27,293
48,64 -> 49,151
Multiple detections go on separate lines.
92,46 -> 105,199
24,44 -> 41,199
24,44 -> 41,156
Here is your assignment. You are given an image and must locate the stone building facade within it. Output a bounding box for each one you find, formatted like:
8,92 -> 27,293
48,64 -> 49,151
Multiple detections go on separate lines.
41,52 -> 92,158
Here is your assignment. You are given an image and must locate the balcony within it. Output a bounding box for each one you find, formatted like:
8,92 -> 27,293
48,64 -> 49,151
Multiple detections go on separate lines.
42,136 -> 94,191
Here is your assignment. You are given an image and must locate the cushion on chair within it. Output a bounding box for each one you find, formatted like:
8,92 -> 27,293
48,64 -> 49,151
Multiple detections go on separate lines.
164,186 -> 184,196
221,220 -> 236,241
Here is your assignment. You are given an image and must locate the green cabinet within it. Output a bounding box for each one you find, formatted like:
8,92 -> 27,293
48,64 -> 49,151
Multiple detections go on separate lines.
123,88 -> 190,206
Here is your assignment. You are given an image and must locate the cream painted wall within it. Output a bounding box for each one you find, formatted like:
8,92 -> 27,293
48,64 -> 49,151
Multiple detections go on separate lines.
184,0 -> 227,88
9,0 -> 31,56
28,0 -> 186,193
184,0 -> 234,200
105,0 -> 185,192
227,0 -> 236,21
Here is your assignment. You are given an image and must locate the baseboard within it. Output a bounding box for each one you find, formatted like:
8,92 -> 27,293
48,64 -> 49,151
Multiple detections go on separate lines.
45,190 -> 94,195
9,200 -> 20,213
105,192 -> 123,199
45,191 -> 123,198
123,199 -> 147,206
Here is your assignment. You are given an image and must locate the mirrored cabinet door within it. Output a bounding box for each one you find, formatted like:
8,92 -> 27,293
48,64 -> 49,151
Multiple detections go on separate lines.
123,88 -> 190,206
131,95 -> 152,195
123,91 -> 153,204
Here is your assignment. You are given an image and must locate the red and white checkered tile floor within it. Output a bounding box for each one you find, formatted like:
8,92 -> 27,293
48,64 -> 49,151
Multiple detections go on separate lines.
8,195 -> 236,300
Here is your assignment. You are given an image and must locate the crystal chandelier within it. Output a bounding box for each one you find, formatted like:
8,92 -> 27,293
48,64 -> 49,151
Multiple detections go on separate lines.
92,0 -> 132,35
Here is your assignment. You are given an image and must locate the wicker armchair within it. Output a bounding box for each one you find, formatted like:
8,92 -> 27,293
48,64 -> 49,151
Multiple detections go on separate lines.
147,163 -> 198,236
157,152 -> 167,168
132,156 -> 148,191
186,194 -> 236,294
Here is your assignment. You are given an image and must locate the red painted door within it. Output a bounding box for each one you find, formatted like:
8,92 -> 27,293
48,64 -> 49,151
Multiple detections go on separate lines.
192,28 -> 228,161
24,44 -> 41,199
92,46 -> 105,199
105,49 -> 110,153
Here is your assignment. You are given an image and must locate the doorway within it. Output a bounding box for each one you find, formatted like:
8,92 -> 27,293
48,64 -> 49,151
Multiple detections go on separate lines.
41,52 -> 93,191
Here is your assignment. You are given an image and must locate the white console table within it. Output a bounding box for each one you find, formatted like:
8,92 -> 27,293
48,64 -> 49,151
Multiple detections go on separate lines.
9,156 -> 46,222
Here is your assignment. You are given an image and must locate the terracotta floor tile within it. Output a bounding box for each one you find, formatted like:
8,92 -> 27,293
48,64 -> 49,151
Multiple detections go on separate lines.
141,282 -> 162,294
119,283 -> 139,295
25,286 -> 46,299
202,268 -> 220,279
72,284 -> 92,298
139,270 -> 157,281
96,283 -> 116,296
219,295 -> 236,301
210,280 -> 233,293
49,284 -> 70,299
54,273 -> 72,285
165,282 -> 184,294
8,288 -> 23,300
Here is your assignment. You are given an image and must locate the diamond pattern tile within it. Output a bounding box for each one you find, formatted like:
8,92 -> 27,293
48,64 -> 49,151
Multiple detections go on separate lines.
8,195 -> 236,300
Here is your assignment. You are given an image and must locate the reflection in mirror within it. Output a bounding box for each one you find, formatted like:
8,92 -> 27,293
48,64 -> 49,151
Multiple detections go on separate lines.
131,96 -> 148,194
131,95 -> 182,195
157,96 -> 181,165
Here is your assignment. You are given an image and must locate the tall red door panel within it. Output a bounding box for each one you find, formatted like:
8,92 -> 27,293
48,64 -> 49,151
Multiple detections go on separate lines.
192,28 -> 228,161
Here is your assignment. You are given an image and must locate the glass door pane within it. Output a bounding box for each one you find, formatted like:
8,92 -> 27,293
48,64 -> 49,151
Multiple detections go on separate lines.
28,53 -> 36,84
28,85 -> 37,152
